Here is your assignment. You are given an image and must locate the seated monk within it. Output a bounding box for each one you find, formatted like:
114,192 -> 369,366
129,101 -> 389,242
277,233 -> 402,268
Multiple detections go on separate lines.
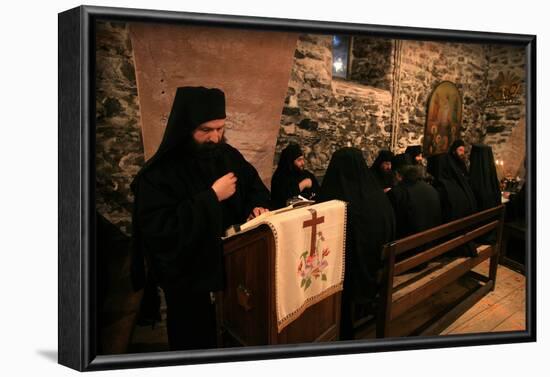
388,157 -> 442,240
270,142 -> 320,209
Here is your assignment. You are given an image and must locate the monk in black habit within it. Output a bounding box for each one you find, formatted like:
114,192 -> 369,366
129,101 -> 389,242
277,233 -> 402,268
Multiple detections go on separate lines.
131,87 -> 270,351
469,144 -> 502,243
319,148 -> 395,340
370,149 -> 395,192
506,178 -> 526,222
427,140 -> 477,223
405,145 -> 423,165
270,142 -> 320,209
388,155 -> 442,240
469,144 -> 501,211
449,139 -> 470,179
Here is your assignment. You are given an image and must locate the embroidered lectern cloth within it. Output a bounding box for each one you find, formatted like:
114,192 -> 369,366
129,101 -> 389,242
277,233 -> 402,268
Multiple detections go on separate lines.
266,200 -> 346,332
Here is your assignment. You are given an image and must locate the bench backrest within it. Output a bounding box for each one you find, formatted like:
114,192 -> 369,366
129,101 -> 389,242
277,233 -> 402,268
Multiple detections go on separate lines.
376,204 -> 506,337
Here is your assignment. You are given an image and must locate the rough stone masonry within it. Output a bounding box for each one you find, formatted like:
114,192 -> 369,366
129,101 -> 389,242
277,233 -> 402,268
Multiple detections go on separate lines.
95,23 -> 526,233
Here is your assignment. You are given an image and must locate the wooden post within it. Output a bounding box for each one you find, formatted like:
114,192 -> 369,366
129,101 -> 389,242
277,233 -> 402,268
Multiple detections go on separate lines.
489,205 -> 506,290
376,243 -> 396,338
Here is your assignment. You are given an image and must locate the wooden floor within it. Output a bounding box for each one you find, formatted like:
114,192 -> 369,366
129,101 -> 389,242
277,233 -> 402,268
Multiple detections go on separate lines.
353,258 -> 526,340
442,260 -> 526,334
127,261 -> 526,352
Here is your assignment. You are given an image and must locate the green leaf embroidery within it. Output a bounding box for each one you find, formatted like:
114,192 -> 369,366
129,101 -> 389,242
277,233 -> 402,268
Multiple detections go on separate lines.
322,274 -> 327,281
305,279 -> 312,290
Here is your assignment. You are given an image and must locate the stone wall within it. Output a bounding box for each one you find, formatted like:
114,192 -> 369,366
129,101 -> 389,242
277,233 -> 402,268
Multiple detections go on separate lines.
350,37 -> 394,91
96,21 -> 144,235
275,34 -> 393,179
483,45 -> 526,178
274,36 -> 526,181
395,40 -> 488,152
95,23 -> 527,233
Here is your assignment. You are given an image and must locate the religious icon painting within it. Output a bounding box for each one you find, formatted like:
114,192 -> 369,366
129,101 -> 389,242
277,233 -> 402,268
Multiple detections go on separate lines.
424,81 -> 463,157
58,4 -> 536,372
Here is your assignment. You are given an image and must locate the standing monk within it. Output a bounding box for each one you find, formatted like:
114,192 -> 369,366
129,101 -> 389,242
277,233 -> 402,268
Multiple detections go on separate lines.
319,148 -> 395,340
131,87 -> 270,350
449,139 -> 469,178
469,144 -> 501,211
427,139 -> 477,222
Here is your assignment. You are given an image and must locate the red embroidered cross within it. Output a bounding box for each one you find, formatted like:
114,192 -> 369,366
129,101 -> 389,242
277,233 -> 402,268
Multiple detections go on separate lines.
302,209 -> 325,257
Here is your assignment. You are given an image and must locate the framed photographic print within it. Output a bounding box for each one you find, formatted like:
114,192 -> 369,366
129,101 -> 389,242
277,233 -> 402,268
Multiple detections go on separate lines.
58,5 -> 536,371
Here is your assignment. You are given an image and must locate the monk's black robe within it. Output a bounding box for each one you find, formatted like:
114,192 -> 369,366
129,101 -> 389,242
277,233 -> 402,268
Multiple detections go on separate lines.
370,150 -> 395,190
405,145 -> 422,164
469,144 -> 501,211
132,143 -> 269,350
506,182 -> 526,222
271,169 -> 319,209
271,143 -> 319,209
319,147 -> 395,340
134,143 -> 269,290
427,153 -> 478,257
469,144 -> 502,243
388,179 -> 442,240
428,153 -> 477,223
131,87 -> 270,350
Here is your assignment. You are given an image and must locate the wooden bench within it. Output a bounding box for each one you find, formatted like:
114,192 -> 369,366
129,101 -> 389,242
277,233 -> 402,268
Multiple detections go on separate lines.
373,205 -> 506,338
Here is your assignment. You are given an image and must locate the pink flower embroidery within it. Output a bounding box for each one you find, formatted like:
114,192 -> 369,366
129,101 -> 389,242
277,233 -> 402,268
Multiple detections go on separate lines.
297,242 -> 331,291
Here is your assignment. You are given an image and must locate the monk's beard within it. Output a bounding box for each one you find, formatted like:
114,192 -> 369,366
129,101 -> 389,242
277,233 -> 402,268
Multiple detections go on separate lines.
452,150 -> 466,162
191,135 -> 227,156
293,165 -> 305,174
381,168 -> 392,176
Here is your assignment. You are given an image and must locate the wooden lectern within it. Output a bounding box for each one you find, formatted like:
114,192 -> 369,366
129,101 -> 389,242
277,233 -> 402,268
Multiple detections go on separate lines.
217,224 -> 341,346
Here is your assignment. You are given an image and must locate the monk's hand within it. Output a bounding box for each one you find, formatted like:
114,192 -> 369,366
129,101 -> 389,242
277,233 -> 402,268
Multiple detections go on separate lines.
247,207 -> 269,220
299,178 -> 312,191
212,172 -> 237,201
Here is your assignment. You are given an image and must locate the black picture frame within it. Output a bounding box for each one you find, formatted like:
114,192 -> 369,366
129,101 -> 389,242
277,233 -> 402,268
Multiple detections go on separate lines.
58,5 -> 536,371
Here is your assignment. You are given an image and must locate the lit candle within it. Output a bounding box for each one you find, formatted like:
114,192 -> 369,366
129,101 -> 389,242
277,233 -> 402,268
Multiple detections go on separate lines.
495,159 -> 504,181
501,160 -> 508,178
